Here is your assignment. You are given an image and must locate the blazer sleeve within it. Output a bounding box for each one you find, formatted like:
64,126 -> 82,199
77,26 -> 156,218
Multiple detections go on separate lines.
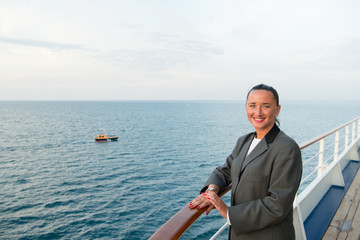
201,153 -> 233,193
201,136 -> 247,193
229,140 -> 302,234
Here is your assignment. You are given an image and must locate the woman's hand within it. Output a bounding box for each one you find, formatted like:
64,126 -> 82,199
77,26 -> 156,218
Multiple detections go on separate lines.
203,191 -> 228,219
189,194 -> 215,216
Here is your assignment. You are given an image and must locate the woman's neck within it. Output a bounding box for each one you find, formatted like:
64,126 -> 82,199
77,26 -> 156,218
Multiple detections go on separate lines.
255,130 -> 268,139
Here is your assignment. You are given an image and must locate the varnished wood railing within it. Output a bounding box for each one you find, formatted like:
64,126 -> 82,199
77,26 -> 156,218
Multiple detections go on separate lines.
149,185 -> 232,240
149,116 -> 360,240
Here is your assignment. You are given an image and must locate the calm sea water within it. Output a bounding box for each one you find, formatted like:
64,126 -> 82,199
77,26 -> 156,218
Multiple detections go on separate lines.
0,100 -> 359,239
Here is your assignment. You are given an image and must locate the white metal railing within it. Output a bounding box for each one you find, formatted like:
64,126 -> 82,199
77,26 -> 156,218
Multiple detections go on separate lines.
300,118 -> 359,186
209,117 -> 360,240
209,222 -> 229,240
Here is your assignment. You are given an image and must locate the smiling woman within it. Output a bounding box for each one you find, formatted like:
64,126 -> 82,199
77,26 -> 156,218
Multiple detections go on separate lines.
189,84 -> 303,240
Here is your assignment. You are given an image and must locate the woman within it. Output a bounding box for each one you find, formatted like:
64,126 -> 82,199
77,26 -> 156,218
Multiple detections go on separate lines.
189,84 -> 302,240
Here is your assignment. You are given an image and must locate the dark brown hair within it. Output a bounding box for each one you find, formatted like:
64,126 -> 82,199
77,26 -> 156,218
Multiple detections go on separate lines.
247,84 -> 279,106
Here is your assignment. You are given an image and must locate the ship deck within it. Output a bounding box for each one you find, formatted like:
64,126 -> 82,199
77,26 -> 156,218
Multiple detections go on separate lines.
322,165 -> 360,239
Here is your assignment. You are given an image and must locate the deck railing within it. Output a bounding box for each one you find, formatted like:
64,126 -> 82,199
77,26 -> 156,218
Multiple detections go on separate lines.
149,116 -> 360,240
298,117 -> 360,188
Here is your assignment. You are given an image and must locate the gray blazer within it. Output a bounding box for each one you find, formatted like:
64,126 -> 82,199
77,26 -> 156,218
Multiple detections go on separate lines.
203,124 -> 302,240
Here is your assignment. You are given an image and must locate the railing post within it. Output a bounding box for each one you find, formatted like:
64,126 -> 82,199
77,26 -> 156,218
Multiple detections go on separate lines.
334,131 -> 339,162
358,119 -> 360,138
318,139 -> 325,177
345,125 -> 349,150
352,122 -> 355,143
209,222 -> 229,240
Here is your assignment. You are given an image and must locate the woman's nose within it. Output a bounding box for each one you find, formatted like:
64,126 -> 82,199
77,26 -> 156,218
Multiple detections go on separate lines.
255,107 -> 262,116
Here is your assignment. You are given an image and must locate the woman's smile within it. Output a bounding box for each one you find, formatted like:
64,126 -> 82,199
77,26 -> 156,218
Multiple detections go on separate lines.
254,117 -> 265,122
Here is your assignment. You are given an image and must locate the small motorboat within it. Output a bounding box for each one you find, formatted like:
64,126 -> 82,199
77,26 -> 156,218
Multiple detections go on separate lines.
95,134 -> 118,142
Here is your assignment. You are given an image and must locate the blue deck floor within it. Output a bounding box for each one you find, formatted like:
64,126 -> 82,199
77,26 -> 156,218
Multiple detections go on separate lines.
304,160 -> 360,240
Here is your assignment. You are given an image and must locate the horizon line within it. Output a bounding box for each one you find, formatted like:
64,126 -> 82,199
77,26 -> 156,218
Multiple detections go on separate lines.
0,99 -> 359,102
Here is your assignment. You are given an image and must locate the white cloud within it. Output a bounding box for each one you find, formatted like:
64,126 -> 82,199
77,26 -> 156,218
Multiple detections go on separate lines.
0,37 -> 89,50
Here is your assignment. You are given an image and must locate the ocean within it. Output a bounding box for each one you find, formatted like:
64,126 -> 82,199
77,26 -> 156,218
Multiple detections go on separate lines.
0,100 -> 359,239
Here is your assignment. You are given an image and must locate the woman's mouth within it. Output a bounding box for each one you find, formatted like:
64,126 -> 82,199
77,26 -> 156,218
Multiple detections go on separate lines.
254,118 -> 264,123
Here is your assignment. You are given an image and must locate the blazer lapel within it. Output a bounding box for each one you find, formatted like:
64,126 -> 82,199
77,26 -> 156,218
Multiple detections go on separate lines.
233,137 -> 253,175
231,135 -> 253,204
240,124 -> 280,172
240,140 -> 268,172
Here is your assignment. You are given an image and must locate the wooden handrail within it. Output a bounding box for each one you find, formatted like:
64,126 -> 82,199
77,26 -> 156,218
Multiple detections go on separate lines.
149,185 -> 232,240
149,116 -> 360,240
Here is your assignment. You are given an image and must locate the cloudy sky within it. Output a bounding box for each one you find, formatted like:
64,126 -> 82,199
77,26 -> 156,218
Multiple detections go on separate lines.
0,0 -> 359,100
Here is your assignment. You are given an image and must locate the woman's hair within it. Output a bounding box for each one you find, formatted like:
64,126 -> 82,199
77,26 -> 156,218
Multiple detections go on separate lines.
247,83 -> 279,106
247,83 -> 280,125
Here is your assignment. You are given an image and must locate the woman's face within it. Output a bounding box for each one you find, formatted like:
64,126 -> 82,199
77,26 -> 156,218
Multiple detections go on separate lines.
246,89 -> 281,138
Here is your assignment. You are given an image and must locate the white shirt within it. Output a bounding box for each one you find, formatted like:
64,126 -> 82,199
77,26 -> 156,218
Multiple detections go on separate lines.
247,137 -> 262,156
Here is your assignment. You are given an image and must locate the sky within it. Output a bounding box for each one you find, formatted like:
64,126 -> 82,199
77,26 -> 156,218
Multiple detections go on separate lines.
0,0 -> 360,101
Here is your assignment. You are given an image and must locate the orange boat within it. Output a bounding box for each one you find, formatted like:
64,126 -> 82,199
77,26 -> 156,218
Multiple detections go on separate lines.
95,134 -> 118,142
